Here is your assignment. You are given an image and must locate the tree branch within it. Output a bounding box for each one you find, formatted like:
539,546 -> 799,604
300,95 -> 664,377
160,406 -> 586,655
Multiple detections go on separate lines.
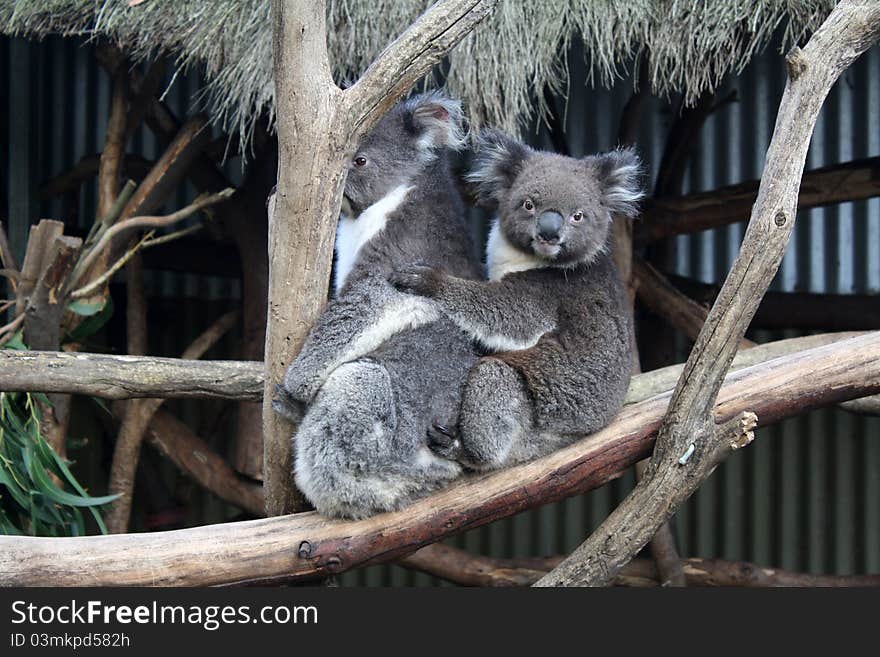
0,332 -> 877,586
0,351 -> 262,400
344,0 -> 499,137
146,410 -> 264,517
0,332 -> 860,404
105,310 -> 239,533
665,271 -> 880,332
645,156 -> 880,241
71,188 -> 234,291
400,544 -> 880,587
97,66 -> 129,220
537,0 -> 880,587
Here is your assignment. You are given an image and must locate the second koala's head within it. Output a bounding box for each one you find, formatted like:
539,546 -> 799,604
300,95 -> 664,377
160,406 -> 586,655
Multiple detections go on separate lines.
343,91 -> 466,215
468,129 -> 643,267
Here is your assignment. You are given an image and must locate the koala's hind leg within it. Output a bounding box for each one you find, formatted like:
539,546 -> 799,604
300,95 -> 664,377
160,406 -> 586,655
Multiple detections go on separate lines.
455,357 -> 533,471
293,360 -> 398,519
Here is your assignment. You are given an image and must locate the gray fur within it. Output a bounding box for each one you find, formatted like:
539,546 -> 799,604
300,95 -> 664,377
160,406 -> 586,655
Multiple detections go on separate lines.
390,130 -> 640,471
275,92 -> 482,518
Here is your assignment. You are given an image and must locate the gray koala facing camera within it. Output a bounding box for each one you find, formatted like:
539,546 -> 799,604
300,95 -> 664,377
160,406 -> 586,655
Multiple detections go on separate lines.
391,129 -> 640,471
273,92 -> 482,519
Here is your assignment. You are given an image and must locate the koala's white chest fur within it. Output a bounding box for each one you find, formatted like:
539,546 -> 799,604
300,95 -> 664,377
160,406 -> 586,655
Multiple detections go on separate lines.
334,184 -> 413,295
485,218 -> 545,281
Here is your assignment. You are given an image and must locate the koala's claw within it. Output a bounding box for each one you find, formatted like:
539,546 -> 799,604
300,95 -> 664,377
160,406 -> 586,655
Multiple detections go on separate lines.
427,421 -> 462,460
272,383 -> 306,424
388,263 -> 441,298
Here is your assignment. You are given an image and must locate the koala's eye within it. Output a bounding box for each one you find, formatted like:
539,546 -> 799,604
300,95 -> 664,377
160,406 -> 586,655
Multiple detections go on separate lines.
353,156 -> 368,167
522,198 -> 535,212
571,211 -> 585,223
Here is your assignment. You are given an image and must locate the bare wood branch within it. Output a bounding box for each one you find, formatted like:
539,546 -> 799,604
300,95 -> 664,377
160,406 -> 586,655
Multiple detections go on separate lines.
147,410 -> 264,517
343,0 -> 499,137
666,271 -> 880,332
401,544 -> 880,587
634,460 -> 686,587
625,331 -> 864,405
653,90 -> 715,198
537,0 -> 880,588
0,351 -> 262,400
0,332 -> 859,405
69,232 -> 154,300
400,544 -> 563,587
22,235 -> 82,456
40,154 -> 153,200
97,67 -> 129,220
105,309 -> 239,533
634,258 -> 755,348
0,220 -> 18,274
646,156 -> 880,241
636,263 -> 880,414
125,56 -> 168,140
0,333 -> 876,586
72,188 -> 234,290
105,251 -> 150,534
119,118 -> 214,221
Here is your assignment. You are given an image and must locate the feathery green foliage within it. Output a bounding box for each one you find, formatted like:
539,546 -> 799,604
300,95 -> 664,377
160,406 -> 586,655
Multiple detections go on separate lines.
0,1 -> 836,146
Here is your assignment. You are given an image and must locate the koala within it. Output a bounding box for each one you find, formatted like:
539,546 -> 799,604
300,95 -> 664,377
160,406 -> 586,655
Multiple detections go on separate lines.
273,91 -> 482,518
390,129 -> 640,471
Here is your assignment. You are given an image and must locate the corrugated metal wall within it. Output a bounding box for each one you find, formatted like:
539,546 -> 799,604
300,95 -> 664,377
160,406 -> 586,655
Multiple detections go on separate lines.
2,32 -> 878,583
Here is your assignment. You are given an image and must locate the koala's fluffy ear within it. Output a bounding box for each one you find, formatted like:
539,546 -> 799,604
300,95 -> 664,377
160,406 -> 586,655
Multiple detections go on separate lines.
404,91 -> 467,153
591,147 -> 644,219
466,129 -> 531,207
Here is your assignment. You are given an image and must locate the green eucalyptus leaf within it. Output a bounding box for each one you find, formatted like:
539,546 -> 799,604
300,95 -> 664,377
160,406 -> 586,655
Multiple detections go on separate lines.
67,295 -> 114,343
67,297 -> 108,318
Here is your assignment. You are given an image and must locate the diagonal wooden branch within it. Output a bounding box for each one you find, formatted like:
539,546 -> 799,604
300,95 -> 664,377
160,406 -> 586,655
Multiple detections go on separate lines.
536,0 -> 880,588
97,66 -> 129,220
614,68 -> 686,587
105,310 -> 240,533
70,188 -> 234,291
343,0 -> 499,136
635,261 -> 880,415
0,333 -> 876,586
664,271 -> 880,332
146,410 -> 265,517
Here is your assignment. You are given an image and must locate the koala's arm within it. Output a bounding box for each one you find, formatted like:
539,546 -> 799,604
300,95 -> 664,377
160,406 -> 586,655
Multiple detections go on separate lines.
390,265 -> 556,351
282,276 -> 438,403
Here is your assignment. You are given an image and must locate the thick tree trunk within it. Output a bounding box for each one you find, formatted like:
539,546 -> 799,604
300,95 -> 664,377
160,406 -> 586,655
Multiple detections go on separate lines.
265,0 -> 498,516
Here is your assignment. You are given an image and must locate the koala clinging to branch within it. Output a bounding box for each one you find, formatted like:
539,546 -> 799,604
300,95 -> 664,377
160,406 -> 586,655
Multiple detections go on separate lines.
390,129 -> 640,471
273,92 -> 482,518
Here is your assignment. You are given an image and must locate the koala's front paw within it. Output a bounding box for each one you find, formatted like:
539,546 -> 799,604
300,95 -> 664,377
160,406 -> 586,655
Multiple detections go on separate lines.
272,383 -> 306,424
388,263 -> 443,298
427,422 -> 462,461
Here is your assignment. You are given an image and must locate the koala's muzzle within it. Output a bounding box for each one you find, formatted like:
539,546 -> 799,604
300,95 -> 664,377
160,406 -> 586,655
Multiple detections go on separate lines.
536,211 -> 564,242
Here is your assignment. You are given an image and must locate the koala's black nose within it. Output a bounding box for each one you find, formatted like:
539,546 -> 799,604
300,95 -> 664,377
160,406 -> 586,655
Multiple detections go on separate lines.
536,211 -> 564,241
